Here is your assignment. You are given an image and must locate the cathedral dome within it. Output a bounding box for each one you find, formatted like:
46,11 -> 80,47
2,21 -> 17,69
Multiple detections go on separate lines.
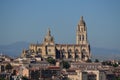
43,28 -> 54,45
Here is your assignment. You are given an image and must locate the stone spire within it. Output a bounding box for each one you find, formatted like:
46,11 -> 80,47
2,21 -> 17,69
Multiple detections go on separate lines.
47,28 -> 51,36
79,16 -> 86,26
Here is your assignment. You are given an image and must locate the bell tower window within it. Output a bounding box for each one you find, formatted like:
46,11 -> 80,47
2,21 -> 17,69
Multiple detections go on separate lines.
79,35 -> 81,41
82,35 -> 84,40
81,28 -> 84,32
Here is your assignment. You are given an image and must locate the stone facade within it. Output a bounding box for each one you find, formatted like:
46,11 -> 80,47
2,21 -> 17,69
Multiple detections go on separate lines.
21,16 -> 91,61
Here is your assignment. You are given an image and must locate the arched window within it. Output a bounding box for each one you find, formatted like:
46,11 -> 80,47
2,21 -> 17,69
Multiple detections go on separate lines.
81,49 -> 86,59
68,49 -> 72,55
75,49 -> 79,59
82,49 -> 86,52
48,49 -> 51,52
68,49 -> 72,53
79,35 -> 81,41
75,49 -> 79,53
62,49 -> 65,53
38,48 -> 42,53
81,28 -> 84,32
68,49 -> 72,59
68,55 -> 72,58
75,55 -> 79,59
82,35 -> 84,40
62,55 -> 66,59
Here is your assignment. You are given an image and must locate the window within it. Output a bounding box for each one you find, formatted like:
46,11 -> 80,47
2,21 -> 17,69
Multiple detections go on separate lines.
81,28 -> 84,32
75,49 -> 79,52
79,35 -> 81,41
48,49 -> 51,52
82,35 -> 84,40
68,54 -> 72,58
62,49 -> 65,53
68,49 -> 72,53
82,49 -> 86,52
75,55 -> 79,59
38,48 -> 42,53
62,55 -> 66,59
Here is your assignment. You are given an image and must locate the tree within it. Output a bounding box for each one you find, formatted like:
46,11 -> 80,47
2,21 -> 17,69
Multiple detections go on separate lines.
62,61 -> 70,69
117,77 -> 120,80
95,59 -> 99,63
46,57 -> 56,65
5,63 -> 13,72
86,59 -> 92,63
0,78 -> 5,80
22,76 -> 29,80
113,63 -> 119,67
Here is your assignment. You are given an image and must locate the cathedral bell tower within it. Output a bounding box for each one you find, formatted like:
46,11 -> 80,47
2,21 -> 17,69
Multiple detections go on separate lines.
76,16 -> 91,61
76,16 -> 88,45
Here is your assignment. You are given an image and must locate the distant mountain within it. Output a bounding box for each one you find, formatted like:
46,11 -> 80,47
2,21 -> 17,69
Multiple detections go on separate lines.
0,41 -> 29,57
91,47 -> 120,61
0,42 -> 120,60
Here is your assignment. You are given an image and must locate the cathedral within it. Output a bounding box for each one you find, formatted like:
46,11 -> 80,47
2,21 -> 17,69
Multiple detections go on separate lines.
21,16 -> 91,61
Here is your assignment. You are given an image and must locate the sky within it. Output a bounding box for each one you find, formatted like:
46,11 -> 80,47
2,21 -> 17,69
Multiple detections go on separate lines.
0,0 -> 120,50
